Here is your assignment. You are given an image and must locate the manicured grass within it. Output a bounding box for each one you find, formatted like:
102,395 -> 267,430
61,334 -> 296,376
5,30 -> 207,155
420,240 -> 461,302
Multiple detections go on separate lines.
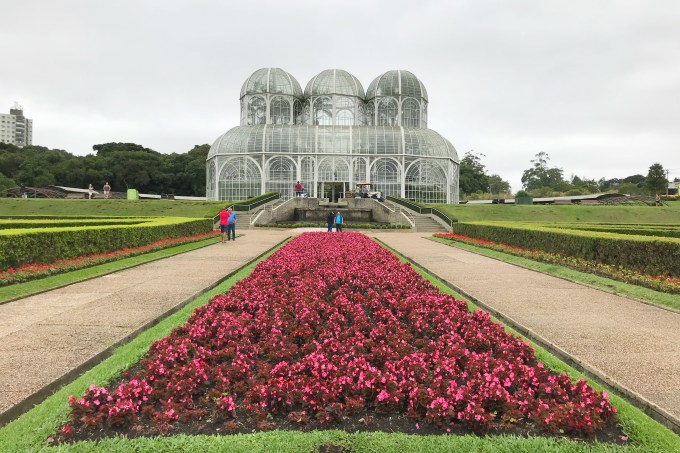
1,236 -> 678,452
429,202 -> 680,224
429,236 -> 680,312
0,198 -> 232,219
0,236 -> 221,304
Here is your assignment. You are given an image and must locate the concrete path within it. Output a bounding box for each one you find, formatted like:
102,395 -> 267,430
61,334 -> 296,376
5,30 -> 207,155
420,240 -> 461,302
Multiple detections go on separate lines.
373,232 -> 680,431
0,230 -> 290,423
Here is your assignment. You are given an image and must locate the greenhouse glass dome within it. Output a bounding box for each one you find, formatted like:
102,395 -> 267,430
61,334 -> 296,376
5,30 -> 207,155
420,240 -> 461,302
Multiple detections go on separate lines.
207,68 -> 459,203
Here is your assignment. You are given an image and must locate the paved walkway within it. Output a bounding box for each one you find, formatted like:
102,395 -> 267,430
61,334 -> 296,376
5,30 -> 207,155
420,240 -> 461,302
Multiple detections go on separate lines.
2,229 -> 679,432
0,230 -> 290,423
373,232 -> 680,431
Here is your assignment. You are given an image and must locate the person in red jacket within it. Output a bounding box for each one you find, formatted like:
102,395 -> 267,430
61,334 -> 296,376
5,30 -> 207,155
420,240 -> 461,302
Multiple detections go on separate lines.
218,207 -> 229,243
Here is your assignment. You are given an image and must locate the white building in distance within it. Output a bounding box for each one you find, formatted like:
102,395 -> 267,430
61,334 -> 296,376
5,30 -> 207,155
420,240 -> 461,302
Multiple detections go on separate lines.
0,102 -> 33,147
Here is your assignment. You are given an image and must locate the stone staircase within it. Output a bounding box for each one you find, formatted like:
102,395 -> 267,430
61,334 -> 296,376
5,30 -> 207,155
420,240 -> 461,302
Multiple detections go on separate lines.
383,201 -> 449,233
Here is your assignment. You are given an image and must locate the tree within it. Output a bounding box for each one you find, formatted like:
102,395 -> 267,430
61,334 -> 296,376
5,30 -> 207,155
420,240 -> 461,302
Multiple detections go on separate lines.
458,150 -> 489,196
488,174 -> 511,196
521,152 -> 565,190
645,163 -> 667,195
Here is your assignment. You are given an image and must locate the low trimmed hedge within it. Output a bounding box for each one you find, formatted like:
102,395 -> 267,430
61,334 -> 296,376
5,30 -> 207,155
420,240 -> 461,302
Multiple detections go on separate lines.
0,217 -> 212,269
257,222 -> 409,229
451,221 -> 680,277
0,219 -> 148,230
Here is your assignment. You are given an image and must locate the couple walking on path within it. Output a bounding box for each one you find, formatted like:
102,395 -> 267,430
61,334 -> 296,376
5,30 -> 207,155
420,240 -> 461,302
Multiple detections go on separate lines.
218,206 -> 237,242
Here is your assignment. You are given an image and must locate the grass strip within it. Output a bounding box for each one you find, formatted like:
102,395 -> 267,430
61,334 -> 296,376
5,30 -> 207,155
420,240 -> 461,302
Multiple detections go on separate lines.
0,238 -> 288,452
375,238 -> 680,452
1,236 -> 677,452
429,236 -> 680,313
0,236 -> 221,304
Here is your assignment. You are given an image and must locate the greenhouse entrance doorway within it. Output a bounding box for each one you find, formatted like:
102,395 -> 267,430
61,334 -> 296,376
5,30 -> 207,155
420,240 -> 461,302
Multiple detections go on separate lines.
317,182 -> 348,202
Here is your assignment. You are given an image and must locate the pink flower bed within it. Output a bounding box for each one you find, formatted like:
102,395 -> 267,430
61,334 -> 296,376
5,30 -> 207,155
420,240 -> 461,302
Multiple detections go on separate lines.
64,232 -> 616,437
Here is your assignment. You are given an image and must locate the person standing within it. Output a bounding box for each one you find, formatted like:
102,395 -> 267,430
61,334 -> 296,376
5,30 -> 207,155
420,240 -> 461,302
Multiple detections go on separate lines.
334,211 -> 343,232
227,206 -> 237,241
88,184 -> 94,199
218,206 -> 229,243
294,181 -> 303,197
326,211 -> 335,232
103,182 -> 111,199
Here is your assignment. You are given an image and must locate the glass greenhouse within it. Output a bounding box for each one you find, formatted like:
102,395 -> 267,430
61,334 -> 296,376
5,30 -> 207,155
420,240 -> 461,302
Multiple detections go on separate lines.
206,68 -> 459,203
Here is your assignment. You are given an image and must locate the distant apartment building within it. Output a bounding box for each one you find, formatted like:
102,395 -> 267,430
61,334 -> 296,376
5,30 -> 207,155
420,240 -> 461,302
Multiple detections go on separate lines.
0,102 -> 33,147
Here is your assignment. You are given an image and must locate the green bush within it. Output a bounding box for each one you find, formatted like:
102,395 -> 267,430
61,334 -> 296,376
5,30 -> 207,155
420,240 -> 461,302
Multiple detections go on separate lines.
0,217 -> 212,269
451,222 -> 680,276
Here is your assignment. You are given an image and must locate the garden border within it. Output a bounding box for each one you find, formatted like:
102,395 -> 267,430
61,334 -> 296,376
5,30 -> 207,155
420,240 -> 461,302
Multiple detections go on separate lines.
0,236 -> 291,428
430,236 -> 680,315
0,235 -> 221,306
374,238 -> 680,436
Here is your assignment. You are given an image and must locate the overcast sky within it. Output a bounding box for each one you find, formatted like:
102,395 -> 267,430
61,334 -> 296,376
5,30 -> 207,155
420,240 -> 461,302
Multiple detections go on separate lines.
2,0 -> 679,191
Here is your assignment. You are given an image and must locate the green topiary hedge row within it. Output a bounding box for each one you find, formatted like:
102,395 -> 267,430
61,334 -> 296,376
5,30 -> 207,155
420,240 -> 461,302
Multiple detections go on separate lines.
0,217 -> 212,269
451,222 -> 680,277
256,222 -> 409,229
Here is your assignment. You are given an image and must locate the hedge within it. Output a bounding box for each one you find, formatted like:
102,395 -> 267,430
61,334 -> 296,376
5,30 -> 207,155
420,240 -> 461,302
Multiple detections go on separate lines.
451,222 -> 680,277
0,217 -> 212,269
0,219 -> 148,230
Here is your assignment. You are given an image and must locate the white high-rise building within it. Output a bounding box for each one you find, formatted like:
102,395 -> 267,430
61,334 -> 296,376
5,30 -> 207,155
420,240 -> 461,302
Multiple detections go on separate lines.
0,102 -> 33,147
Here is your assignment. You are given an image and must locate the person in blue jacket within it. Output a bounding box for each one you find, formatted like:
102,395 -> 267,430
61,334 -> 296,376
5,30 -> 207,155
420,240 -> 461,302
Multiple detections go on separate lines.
227,206 -> 237,240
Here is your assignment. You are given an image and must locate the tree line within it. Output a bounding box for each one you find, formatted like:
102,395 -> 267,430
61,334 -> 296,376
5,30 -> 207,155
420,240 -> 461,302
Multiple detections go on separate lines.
459,150 -> 671,199
0,142 -> 209,197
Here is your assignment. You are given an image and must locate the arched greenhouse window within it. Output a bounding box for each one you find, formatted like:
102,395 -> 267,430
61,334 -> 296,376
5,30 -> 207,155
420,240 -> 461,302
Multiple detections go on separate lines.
270,96 -> 291,124
370,158 -> 401,197
318,157 -> 350,181
313,97 -> 333,125
335,97 -> 354,126
365,101 -> 375,126
247,96 -> 267,125
294,100 -> 303,124
352,158 -> 367,184
265,156 -> 296,199
377,98 -> 398,126
401,98 -> 420,128
207,161 -> 216,199
405,160 -> 447,203
218,157 -> 262,201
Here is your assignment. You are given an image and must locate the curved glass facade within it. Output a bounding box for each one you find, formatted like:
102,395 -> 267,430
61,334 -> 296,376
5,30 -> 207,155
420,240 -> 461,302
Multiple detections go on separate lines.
208,68 -> 459,203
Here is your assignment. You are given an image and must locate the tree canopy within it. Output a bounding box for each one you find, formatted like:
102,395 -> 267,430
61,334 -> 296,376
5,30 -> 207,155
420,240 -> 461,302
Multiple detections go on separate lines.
521,152 -> 566,191
645,163 -> 667,195
0,142 -> 209,196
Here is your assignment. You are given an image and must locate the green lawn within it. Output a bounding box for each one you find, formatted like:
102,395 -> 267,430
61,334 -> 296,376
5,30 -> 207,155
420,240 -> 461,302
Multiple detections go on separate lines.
429,202 -> 680,224
0,198 -> 231,219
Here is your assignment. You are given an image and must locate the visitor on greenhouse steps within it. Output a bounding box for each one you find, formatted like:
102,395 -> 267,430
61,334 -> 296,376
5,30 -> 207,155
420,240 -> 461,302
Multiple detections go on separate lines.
219,207 -> 229,243
227,206 -> 237,241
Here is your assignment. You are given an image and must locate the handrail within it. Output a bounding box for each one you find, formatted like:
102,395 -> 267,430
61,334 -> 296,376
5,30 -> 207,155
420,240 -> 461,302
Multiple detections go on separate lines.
386,195 -> 456,227
230,192 -> 280,212
212,193 -> 280,224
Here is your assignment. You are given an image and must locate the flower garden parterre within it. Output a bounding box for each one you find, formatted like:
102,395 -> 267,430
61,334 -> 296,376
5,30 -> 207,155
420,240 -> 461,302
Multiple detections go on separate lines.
0,232 -> 218,287
433,232 -> 680,295
62,232 -> 617,440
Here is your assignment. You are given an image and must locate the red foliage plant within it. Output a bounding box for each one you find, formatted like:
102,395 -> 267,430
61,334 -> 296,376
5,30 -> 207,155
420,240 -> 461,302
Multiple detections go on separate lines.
64,232 -> 616,437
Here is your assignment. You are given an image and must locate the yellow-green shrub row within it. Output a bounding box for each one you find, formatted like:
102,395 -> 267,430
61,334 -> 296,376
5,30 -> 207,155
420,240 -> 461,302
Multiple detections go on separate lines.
0,218 -> 149,230
451,221 -> 680,276
0,217 -> 212,269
